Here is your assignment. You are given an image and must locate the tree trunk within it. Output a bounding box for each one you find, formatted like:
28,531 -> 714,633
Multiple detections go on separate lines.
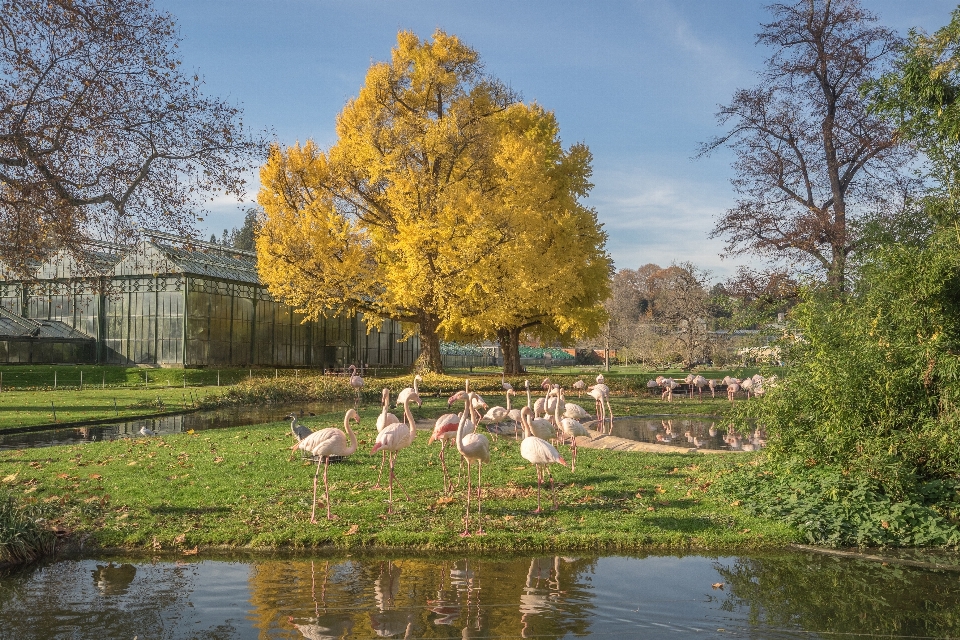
417,314 -> 444,373
498,327 -> 524,374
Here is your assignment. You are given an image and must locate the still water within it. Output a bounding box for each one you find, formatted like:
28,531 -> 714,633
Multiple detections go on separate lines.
609,417 -> 764,451
0,403 -> 349,450
0,551 -> 957,639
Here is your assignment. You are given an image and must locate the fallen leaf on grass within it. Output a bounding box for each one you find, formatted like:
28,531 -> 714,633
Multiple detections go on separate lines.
56,473 -> 69,479
730,500 -> 742,507
174,533 -> 186,545
213,456 -> 224,463
503,515 -> 515,521
127,461 -> 137,466
23,487 -> 36,494
83,496 -> 99,504
2,473 -> 18,483
740,528 -> 751,534
646,506 -> 655,512
583,485 -> 595,491
42,495 -> 60,503
344,524 -> 359,536
89,474 -> 102,480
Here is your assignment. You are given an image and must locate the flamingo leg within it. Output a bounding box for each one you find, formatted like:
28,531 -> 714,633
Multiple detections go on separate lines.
461,460 -> 472,537
475,461 -> 484,535
374,450 -> 387,489
323,456 -> 334,520
310,455 -> 323,523
533,465 -> 543,513
390,452 -> 412,502
571,439 -> 577,473
387,452 -> 395,514
606,399 -> 614,434
439,442 -> 451,494
547,466 -> 558,510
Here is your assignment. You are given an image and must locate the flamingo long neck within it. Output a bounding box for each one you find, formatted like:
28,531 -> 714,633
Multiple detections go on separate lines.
554,387 -> 562,424
505,390 -> 512,412
380,389 -> 389,420
456,395 -> 471,453
402,396 -> 417,445
343,412 -> 359,456
413,376 -> 420,395
520,408 -> 532,439
525,382 -> 531,408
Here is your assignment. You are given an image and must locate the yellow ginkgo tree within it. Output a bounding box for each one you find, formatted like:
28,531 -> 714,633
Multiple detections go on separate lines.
257,29 -> 609,372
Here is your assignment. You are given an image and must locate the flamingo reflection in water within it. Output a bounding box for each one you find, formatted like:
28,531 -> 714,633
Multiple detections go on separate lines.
369,561 -> 415,638
520,556 -> 569,638
450,559 -> 485,638
426,561 -> 461,626
289,560 -> 355,640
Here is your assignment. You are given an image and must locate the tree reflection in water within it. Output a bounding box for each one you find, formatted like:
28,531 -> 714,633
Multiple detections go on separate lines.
6,552 -> 958,638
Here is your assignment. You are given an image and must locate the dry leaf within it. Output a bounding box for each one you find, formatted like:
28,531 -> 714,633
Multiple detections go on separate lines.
182,546 -> 199,555
213,456 -> 224,463
56,473 -> 69,479
646,506 -> 655,511
174,533 -> 186,545
89,474 -> 102,480
712,582 -> 725,589
583,485 -> 595,491
2,472 -> 18,483
127,461 -> 137,466
731,500 -> 742,507
344,524 -> 359,536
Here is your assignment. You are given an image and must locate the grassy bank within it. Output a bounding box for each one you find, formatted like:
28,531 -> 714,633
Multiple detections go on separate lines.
0,388 -> 219,430
0,402 -> 794,555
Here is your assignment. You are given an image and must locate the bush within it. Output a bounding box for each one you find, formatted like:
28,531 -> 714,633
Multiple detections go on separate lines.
727,227 -> 960,545
0,489 -> 56,566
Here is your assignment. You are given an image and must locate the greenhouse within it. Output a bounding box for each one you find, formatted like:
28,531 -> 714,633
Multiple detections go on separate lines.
0,233 -> 419,368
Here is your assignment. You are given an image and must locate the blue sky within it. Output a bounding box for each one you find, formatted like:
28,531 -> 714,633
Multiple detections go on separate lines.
164,0 -> 959,280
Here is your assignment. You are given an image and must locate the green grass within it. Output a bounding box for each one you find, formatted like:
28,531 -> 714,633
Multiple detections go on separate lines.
0,400 -> 795,553
0,364 -> 321,390
0,388 -> 221,430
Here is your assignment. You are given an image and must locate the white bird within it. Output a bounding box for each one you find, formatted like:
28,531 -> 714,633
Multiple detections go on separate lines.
478,391 -> 511,438
139,425 -> 155,436
291,409 -> 360,522
455,392 -> 491,537
659,377 -> 678,402
501,372 -> 513,392
555,388 -> 589,472
371,390 -> 421,514
520,407 -> 566,512
506,388 -> 523,438
587,383 -> 613,433
562,398 -> 591,422
708,379 -> 717,398
572,379 -> 586,397
348,365 -> 364,403
740,376 -> 754,398
691,375 -> 709,402
396,374 -> 423,406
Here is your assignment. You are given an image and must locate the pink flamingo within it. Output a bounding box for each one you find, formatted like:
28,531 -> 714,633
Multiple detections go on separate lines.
428,391 -> 468,494
371,389 -> 421,514
555,387 -> 589,472
348,365 -> 364,404
587,383 -> 612,433
373,388 -> 400,488
520,406 -> 566,512
290,408 -> 360,522
572,379 -> 586,397
456,392 -> 491,536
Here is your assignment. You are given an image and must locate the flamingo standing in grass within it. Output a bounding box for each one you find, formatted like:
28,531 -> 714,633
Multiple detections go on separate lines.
555,388 -> 589,472
373,388 -> 401,488
691,375 -> 708,402
396,374 -> 423,406
371,390 -> 421,514
572,379 -> 586,397
428,391 -> 468,494
291,409 -> 360,522
520,407 -> 566,512
348,365 -> 364,404
456,392 -> 491,536
507,388 -> 524,439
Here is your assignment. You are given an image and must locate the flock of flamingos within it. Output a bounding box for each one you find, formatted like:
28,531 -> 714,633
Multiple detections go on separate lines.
290,371 -> 774,536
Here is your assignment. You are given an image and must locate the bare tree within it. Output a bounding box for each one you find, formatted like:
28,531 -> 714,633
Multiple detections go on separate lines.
0,0 -> 263,274
699,0 -> 910,293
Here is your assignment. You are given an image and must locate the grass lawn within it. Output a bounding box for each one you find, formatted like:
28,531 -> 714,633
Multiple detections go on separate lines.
0,401 -> 795,553
0,387 -> 220,430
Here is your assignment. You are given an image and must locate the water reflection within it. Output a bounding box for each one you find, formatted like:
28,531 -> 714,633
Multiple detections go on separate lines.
610,416 -> 769,451
1,551 -> 959,638
0,402 -> 350,450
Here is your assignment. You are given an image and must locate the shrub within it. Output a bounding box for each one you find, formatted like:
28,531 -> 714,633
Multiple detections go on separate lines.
0,489 -> 56,566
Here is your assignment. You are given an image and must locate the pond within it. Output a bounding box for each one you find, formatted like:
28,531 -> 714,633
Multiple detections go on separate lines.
0,550 -> 958,638
0,402 -> 351,450
609,416 -> 765,451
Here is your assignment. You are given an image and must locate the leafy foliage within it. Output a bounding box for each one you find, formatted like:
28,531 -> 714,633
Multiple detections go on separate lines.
0,487 -> 56,567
